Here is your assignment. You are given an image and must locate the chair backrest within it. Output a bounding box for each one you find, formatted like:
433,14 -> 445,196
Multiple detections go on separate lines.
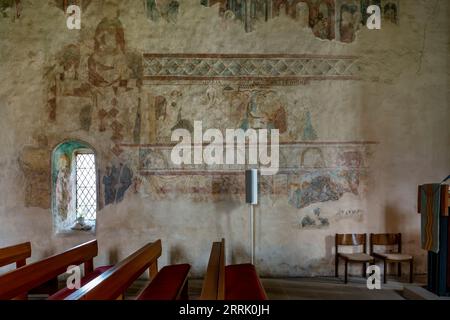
65,240 -> 162,300
200,238 -> 225,300
335,234 -> 367,253
370,233 -> 401,254
0,240 -> 98,300
0,242 -> 31,269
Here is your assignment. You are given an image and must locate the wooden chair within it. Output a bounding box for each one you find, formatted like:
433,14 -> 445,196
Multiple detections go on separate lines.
370,233 -> 413,283
0,240 -> 111,300
65,240 -> 191,300
200,239 -> 267,300
0,242 -> 31,270
335,234 -> 374,284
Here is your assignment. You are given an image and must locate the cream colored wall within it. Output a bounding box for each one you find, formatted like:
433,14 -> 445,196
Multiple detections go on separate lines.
0,0 -> 448,278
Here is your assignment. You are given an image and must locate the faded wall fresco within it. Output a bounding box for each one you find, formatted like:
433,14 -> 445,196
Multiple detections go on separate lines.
200,0 -> 398,41
0,0 -> 448,277
0,0 -> 21,19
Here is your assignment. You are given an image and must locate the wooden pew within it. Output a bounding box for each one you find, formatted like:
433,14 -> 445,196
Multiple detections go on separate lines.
200,240 -> 225,300
0,242 -> 31,270
65,240 -> 191,300
200,239 -> 267,300
0,240 -> 111,300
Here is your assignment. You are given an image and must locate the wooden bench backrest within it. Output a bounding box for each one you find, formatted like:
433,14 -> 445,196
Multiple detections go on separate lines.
0,240 -> 98,300
65,240 -> 162,300
0,242 -> 31,269
200,238 -> 225,300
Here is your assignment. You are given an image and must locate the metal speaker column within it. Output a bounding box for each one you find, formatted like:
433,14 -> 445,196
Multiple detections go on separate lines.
245,169 -> 259,205
245,169 -> 259,265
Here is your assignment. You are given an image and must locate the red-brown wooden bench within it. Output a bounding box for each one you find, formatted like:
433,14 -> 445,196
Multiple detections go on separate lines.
0,240 -> 112,300
65,239 -> 191,300
0,242 -> 31,270
200,239 -> 267,300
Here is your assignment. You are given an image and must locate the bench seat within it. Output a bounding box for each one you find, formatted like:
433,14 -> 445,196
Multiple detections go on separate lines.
137,264 -> 191,300
225,264 -> 267,300
48,266 -> 113,300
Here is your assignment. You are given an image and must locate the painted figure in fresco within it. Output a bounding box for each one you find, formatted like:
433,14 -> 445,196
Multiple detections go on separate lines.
239,91 -> 287,134
308,0 -> 335,40
82,9 -> 141,155
146,0 -> 179,23
296,1 -> 310,27
302,110 -> 317,140
222,87 -> 249,127
55,154 -> 72,219
383,2 -> 397,24
338,151 -> 362,195
289,174 -> 345,209
250,0 -> 269,22
59,44 -> 81,81
0,0 -> 21,19
88,17 -> 130,87
290,98 -> 317,141
340,4 -> 361,43
103,163 -> 133,205
273,0 -> 283,16
312,11 -> 328,39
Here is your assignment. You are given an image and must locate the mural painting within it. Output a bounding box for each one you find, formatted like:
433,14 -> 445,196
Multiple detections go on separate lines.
300,207 -> 330,229
381,0 -> 398,24
52,0 -> 92,12
103,163 -> 133,205
18,135 -> 51,209
0,0 -> 21,19
37,3 -> 374,229
360,0 -> 380,25
146,0 -> 180,23
337,0 -> 361,43
46,10 -> 143,157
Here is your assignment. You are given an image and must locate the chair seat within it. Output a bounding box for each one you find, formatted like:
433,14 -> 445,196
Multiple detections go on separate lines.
375,253 -> 413,261
137,264 -> 191,300
225,264 -> 267,300
47,265 -> 113,300
339,253 -> 374,262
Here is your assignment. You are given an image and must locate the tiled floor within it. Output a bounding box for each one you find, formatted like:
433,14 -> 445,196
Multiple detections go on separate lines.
30,275 -> 428,300
184,275 -> 427,300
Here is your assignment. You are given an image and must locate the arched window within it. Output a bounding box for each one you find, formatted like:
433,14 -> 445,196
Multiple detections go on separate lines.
52,140 -> 97,234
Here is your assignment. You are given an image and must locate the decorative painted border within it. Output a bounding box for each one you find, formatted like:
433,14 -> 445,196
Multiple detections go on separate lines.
126,141 -> 378,176
143,53 -> 361,82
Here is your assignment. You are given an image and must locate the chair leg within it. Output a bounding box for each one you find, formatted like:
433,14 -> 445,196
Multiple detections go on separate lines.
335,255 -> 339,278
409,259 -> 414,283
344,260 -> 348,284
383,260 -> 387,284
363,263 -> 367,277
398,262 -> 402,278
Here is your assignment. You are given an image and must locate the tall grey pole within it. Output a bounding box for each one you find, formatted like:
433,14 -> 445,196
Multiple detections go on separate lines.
246,169 -> 258,265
